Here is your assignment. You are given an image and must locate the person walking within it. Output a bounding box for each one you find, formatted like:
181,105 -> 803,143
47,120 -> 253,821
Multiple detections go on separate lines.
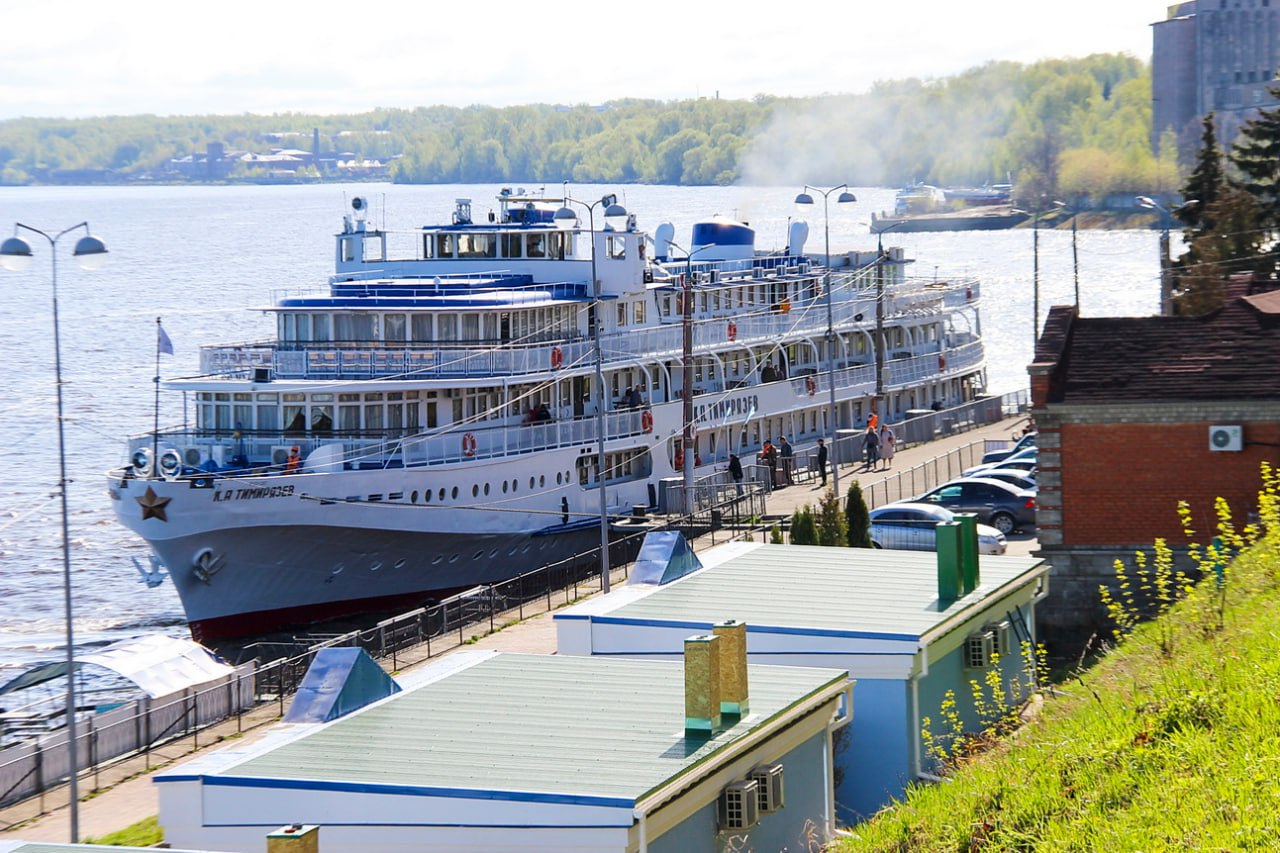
880,424 -> 896,470
728,453 -> 744,497
779,435 -> 795,485
863,425 -> 880,470
815,438 -> 828,487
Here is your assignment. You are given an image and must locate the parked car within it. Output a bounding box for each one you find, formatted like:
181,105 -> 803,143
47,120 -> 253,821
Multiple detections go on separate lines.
868,502 -> 1007,554
913,477 -> 1037,534
964,447 -> 1037,478
949,469 -> 1037,492
980,431 -> 1038,465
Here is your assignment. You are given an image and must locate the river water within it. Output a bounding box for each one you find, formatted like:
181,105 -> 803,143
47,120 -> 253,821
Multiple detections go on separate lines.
0,183 -> 1164,668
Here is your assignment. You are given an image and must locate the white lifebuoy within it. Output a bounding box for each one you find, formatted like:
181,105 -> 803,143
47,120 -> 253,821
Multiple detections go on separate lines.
805,376 -> 817,396
462,433 -> 477,457
727,320 -> 737,341
641,409 -> 654,433
550,346 -> 564,369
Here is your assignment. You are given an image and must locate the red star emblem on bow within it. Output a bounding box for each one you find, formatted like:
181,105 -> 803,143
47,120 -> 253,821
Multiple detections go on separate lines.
136,486 -> 172,522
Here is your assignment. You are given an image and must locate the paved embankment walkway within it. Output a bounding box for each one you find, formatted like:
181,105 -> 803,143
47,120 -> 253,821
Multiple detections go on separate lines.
1,416 -> 1035,842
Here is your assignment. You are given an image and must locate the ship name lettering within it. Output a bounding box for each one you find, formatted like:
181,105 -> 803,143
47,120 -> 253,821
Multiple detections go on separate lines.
213,485 -> 295,502
695,394 -> 759,424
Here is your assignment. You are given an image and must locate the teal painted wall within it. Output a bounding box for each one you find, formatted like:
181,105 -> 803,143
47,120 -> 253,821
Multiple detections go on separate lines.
648,731 -> 831,853
836,678 -> 911,824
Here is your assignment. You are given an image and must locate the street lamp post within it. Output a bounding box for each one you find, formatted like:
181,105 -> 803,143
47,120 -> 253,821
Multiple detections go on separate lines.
794,185 -> 856,494
1,222 -> 108,843
554,195 -> 627,593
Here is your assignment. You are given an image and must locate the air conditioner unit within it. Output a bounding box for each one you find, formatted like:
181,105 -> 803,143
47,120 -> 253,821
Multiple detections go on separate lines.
718,780 -> 760,830
750,764 -> 785,813
1208,425 -> 1244,452
991,620 -> 1012,657
965,630 -> 996,669
272,445 -> 297,466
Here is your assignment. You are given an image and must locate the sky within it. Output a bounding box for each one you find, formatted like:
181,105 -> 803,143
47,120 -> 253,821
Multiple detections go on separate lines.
0,1 -> 1166,120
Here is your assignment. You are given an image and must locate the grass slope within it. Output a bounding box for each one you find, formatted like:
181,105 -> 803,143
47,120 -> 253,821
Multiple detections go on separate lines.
839,530 -> 1280,850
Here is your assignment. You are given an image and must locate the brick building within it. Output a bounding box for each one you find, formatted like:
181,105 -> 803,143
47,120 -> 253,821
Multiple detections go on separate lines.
1029,286 -> 1280,654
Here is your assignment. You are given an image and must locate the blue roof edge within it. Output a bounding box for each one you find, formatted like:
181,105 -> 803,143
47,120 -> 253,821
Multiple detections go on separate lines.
157,774 -> 637,811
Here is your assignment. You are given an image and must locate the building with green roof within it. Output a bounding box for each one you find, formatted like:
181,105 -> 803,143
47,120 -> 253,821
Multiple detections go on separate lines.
155,650 -> 850,852
556,540 -> 1048,822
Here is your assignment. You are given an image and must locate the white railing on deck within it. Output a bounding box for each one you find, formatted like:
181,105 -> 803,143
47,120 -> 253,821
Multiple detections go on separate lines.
198,276 -> 980,381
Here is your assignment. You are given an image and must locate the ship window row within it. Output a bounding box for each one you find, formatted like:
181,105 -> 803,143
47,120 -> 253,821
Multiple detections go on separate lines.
423,230 -> 574,261
658,280 -> 814,320
575,449 -> 651,485
278,306 -> 579,345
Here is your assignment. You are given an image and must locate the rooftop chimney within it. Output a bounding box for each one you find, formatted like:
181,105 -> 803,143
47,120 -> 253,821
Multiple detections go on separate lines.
935,522 -> 963,606
267,824 -> 319,853
954,513 -> 981,594
685,634 -> 723,733
713,620 -> 749,717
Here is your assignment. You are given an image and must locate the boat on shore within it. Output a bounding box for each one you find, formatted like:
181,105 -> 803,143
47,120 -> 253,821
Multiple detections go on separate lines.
107,187 -> 987,641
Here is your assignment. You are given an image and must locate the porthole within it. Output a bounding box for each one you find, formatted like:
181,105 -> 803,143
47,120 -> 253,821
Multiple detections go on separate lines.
540,475 -> 545,487
474,550 -> 485,560
369,561 -> 383,572
448,554 -> 459,564
483,483 -> 490,496
521,544 -> 532,554
424,490 -> 432,503
411,490 -> 419,503
556,472 -> 562,485
331,564 -> 345,576
489,548 -> 499,558
451,486 -> 459,499
431,555 -> 444,565
394,558 -> 406,570
472,484 -> 479,498
439,488 -> 446,501
529,477 -> 535,489
502,481 -> 508,494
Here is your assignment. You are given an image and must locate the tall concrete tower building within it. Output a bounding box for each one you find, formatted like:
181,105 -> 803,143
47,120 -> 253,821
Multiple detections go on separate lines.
1152,1 -> 1280,158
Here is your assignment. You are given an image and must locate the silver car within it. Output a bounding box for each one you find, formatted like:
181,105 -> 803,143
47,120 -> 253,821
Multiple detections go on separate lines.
868,502 -> 1007,554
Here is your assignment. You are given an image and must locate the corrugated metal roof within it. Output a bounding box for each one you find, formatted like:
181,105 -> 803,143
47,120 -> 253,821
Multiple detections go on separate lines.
604,544 -> 1044,638
210,653 -> 845,804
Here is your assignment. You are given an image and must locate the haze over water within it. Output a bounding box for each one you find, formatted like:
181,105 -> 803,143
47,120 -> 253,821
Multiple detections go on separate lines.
0,183 -> 1164,667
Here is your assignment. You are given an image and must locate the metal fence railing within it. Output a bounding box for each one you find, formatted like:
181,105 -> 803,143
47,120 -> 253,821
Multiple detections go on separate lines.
0,390 -> 1033,819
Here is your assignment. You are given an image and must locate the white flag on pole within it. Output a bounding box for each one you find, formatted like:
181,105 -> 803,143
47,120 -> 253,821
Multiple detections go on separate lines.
157,323 -> 174,356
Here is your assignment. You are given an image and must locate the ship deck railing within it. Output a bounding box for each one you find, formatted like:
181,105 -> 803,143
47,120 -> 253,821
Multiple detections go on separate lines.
124,408 -> 656,475
136,340 -> 984,475
199,276 -> 981,381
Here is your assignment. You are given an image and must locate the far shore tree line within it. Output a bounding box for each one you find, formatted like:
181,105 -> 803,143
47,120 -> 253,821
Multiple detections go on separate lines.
1,54 -> 1176,205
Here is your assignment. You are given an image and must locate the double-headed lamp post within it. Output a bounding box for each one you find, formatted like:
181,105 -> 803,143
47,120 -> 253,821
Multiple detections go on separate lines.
553,195 -> 627,593
795,185 -> 856,494
1135,196 -> 1175,316
1,222 -> 108,843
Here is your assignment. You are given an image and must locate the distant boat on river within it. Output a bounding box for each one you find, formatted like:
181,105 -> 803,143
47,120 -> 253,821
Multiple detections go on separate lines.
872,182 -> 1027,234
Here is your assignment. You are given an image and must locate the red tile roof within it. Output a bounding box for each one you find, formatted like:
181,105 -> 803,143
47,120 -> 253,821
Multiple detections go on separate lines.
1033,294 -> 1280,404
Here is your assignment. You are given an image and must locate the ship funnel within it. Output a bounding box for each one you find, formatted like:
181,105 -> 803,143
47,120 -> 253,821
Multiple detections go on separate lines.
691,217 -> 754,262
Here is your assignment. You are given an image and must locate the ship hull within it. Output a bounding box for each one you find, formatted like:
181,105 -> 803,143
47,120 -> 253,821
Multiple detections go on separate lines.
142,523 -> 604,642
871,209 -> 1028,233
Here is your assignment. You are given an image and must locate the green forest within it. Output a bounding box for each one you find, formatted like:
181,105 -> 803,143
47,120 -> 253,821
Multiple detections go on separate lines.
0,53 -> 1175,202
